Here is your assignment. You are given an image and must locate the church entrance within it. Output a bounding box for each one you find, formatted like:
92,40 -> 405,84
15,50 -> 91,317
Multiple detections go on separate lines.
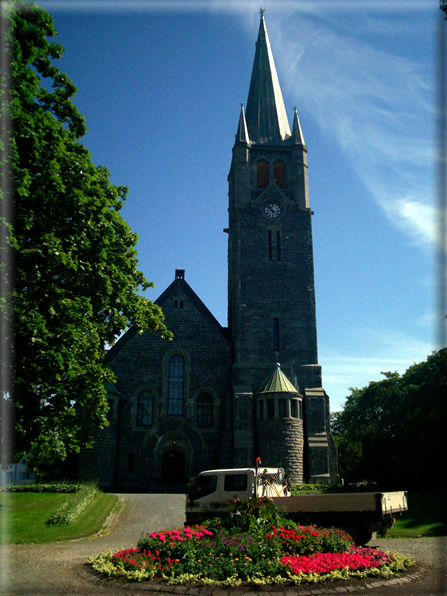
161,451 -> 186,486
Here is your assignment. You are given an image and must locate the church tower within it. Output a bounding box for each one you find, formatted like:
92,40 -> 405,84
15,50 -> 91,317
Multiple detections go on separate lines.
80,9 -> 338,491
227,10 -> 337,483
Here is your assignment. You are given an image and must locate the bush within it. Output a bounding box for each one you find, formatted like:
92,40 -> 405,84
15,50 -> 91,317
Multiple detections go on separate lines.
224,496 -> 286,532
1,481 -> 81,493
290,483 -> 333,494
46,482 -> 98,525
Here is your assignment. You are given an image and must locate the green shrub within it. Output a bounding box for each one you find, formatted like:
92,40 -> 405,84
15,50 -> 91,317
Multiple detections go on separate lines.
290,483 -> 334,494
224,496 -> 285,533
1,481 -> 81,493
46,482 -> 98,525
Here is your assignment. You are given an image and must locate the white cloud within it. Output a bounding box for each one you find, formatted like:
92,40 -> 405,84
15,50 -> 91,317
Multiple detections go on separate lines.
267,13 -> 437,252
380,196 -> 437,250
319,326 -> 434,410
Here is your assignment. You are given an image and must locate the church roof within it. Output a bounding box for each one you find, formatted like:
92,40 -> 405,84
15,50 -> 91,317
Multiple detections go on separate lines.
106,270 -> 230,362
155,271 -> 230,344
255,363 -> 301,396
245,11 -> 291,145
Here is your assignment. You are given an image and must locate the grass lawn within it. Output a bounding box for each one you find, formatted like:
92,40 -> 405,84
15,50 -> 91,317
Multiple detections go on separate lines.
387,493 -> 447,538
0,491 -> 120,544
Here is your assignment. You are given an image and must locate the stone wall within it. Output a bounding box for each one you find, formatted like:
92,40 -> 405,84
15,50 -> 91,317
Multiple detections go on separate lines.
80,276 -> 232,491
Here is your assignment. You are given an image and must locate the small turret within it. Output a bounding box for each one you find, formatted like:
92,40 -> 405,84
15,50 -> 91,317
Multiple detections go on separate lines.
255,364 -> 304,484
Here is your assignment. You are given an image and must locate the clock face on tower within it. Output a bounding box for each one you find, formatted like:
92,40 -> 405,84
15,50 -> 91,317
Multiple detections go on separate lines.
264,202 -> 281,219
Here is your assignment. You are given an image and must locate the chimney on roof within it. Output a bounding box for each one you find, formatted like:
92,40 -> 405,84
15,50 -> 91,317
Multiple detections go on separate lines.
175,269 -> 185,280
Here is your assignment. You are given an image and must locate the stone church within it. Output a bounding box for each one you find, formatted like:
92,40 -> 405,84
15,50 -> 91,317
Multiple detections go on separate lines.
79,12 -> 338,491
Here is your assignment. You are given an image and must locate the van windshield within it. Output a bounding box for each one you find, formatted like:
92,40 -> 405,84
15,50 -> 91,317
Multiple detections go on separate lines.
188,474 -> 218,500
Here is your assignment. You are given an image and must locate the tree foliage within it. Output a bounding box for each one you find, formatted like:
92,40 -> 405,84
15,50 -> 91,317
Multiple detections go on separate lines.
331,349 -> 447,490
1,1 -> 172,473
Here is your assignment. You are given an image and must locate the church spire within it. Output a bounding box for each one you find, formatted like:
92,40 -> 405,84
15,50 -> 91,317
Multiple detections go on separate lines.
291,106 -> 306,146
235,103 -> 250,145
245,10 -> 291,144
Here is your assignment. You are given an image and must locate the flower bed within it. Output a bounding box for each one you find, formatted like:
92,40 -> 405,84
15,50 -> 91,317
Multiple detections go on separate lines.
282,548 -> 394,575
88,497 -> 414,586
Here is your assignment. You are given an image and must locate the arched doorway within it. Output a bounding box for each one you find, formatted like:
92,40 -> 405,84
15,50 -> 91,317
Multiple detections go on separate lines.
161,451 -> 186,485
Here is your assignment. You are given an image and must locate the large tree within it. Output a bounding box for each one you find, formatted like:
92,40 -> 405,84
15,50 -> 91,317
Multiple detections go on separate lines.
331,348 -> 447,490
1,1 -> 171,473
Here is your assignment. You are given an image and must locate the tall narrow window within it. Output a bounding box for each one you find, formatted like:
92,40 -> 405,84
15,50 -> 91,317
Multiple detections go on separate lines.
168,354 -> 184,416
274,162 -> 286,188
291,400 -> 298,418
197,393 -> 213,427
273,318 -> 280,351
277,231 -> 281,261
268,230 -> 273,261
107,399 -> 114,419
137,390 -> 153,426
257,160 -> 269,188
278,398 -> 287,417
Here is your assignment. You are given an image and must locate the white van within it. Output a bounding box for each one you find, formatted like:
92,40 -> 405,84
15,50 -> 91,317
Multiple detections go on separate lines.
185,467 -> 288,524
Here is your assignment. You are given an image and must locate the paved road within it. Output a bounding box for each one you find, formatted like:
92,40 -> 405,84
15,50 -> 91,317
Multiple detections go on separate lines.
1,494 -> 446,595
1,493 -> 185,596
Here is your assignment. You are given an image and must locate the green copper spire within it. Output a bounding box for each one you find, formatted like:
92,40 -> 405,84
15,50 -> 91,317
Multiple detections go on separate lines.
245,11 -> 291,144
255,363 -> 301,395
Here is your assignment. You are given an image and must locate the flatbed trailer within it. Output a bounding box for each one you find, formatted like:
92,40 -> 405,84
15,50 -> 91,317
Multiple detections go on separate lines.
272,491 -> 408,544
186,467 -> 408,545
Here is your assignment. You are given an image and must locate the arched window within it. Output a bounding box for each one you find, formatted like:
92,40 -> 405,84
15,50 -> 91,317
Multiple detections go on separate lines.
257,160 -> 269,188
197,393 -> 213,428
168,354 -> 184,416
137,390 -> 153,426
274,161 -> 286,188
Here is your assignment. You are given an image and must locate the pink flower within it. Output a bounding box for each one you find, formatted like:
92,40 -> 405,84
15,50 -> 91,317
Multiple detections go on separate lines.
281,548 -> 393,576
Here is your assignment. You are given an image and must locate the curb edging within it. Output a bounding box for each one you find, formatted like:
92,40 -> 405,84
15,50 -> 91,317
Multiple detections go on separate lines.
78,564 -> 427,594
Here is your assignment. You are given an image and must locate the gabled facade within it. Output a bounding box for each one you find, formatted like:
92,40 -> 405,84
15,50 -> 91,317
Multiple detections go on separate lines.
79,12 -> 338,490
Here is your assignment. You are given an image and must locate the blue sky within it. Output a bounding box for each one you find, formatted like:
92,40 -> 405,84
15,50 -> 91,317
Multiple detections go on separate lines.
35,0 -> 443,412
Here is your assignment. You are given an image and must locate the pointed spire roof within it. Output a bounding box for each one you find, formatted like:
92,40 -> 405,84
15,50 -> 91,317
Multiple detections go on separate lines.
235,103 -> 250,144
255,363 -> 301,396
245,11 -> 291,145
291,107 -> 306,146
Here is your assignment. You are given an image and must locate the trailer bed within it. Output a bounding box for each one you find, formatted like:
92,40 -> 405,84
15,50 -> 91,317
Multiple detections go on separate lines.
273,491 -> 408,515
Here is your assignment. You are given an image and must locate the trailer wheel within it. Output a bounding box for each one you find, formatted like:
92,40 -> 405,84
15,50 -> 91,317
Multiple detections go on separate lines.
350,528 -> 373,546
